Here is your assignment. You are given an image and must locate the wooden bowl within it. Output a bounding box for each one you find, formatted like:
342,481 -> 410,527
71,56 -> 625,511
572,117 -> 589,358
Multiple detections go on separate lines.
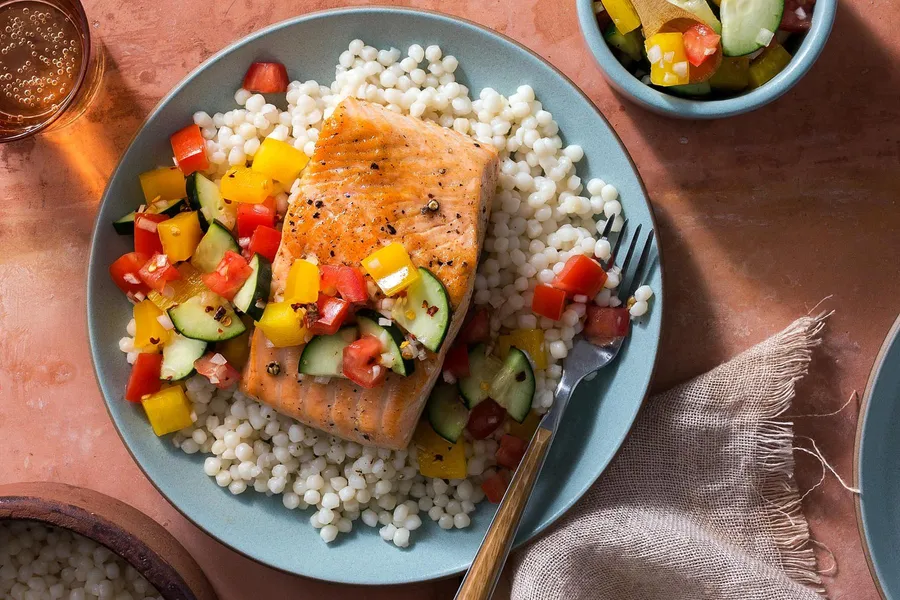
0,482 -> 217,600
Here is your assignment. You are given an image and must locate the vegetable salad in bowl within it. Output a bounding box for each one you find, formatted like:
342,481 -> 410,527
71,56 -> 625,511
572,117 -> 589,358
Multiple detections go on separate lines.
108,39 -> 656,549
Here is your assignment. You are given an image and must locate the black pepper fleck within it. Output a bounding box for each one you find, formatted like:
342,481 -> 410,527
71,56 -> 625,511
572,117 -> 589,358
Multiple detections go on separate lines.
370,162 -> 379,170
386,224 -> 396,235
330,250 -> 335,257
315,200 -> 324,208
312,212 -> 320,219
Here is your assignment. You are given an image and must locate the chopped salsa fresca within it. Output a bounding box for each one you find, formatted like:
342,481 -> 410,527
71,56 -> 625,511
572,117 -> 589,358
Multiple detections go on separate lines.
596,0 -> 813,98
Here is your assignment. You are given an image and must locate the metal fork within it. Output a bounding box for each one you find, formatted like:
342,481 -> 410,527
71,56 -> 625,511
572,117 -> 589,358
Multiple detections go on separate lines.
455,222 -> 655,600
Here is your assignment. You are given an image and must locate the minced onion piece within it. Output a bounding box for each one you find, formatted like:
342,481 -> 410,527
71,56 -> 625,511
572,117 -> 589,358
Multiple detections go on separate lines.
573,294 -> 588,303
756,28 -> 775,47
704,47 -> 717,56
663,50 -> 675,63
647,44 -> 662,64
156,314 -> 175,330
123,273 -> 140,285
593,0 -> 605,13
673,61 -> 689,78
442,370 -> 457,384
380,352 -> 395,367
795,6 -> 806,18
238,236 -> 251,249
663,72 -> 678,85
314,376 -> 332,385
210,353 -> 228,365
136,218 -> 158,232
161,285 -> 175,298
155,254 -> 168,267
378,317 -> 393,327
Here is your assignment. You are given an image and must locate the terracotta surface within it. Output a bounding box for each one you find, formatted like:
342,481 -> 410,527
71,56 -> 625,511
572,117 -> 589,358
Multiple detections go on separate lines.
0,0 -> 897,598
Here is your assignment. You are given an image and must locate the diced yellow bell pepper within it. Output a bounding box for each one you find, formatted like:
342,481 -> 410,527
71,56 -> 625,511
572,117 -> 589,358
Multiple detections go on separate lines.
284,260 -> 319,304
748,42 -> 792,89
709,56 -> 751,91
498,329 -> 549,370
147,263 -> 206,311
156,211 -> 203,263
413,422 -> 467,479
220,167 -> 273,204
133,300 -> 171,352
142,385 -> 194,436
362,242 -> 420,296
251,138 -> 310,184
508,410 -> 542,441
217,316 -> 253,370
139,167 -> 186,203
600,0 -> 641,34
646,33 -> 691,87
256,301 -> 307,347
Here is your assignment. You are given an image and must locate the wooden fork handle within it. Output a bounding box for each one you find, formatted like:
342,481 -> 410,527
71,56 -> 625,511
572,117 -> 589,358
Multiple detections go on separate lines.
455,427 -> 553,600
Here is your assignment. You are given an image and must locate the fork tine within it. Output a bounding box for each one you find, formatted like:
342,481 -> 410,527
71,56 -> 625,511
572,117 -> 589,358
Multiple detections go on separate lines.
616,223 -> 642,280
602,219 -> 628,270
621,229 -> 655,300
598,215 -> 615,240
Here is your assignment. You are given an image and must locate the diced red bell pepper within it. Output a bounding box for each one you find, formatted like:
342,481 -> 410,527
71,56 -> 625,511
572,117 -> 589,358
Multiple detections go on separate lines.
342,335 -> 387,388
683,23 -> 722,67
247,225 -> 281,263
134,213 -> 168,256
236,197 -> 276,239
242,62 -> 289,93
308,293 -> 351,336
532,284 -> 567,321
443,343 -> 470,378
466,398 -> 506,440
110,252 -> 151,296
170,123 -> 209,175
780,0 -> 815,31
201,251 -> 253,301
320,265 -> 368,303
194,352 -> 242,389
125,353 -> 163,402
584,306 -> 630,345
552,255 -> 608,298
138,253 -> 182,293
481,471 -> 510,504
459,308 -> 490,344
496,434 -> 528,470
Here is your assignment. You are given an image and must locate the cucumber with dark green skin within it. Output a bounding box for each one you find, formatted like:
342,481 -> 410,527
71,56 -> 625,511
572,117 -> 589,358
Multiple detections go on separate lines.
232,254 -> 272,322
111,199 -> 185,235
168,295 -> 246,342
356,309 -> 414,376
459,344 -> 503,408
113,212 -> 136,235
190,220 -> 240,273
160,335 -> 207,381
186,172 -> 229,231
489,347 -> 535,423
390,267 -> 451,353
298,327 -> 358,377
426,382 -> 468,443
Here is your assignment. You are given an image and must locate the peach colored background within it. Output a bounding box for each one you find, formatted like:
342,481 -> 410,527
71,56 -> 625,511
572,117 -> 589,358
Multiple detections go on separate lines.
1,0 -> 898,598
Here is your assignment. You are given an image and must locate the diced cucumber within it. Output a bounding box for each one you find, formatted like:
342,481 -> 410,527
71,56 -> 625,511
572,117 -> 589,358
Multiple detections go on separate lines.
669,82 -> 713,97
426,382 -> 469,443
720,0 -> 784,56
667,0 -> 722,33
390,268 -> 451,353
604,23 -> 644,62
190,220 -> 240,273
113,212 -> 136,235
232,254 -> 272,322
356,309 -> 413,376
160,335 -> 207,381
168,295 -> 246,342
489,347 -> 536,423
148,197 -> 185,217
187,172 -> 231,231
298,327 -> 358,377
459,344 -> 503,409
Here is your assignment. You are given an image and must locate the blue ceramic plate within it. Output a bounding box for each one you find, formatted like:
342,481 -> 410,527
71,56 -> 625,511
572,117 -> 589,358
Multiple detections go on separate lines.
856,314 -> 900,599
87,7 -> 663,585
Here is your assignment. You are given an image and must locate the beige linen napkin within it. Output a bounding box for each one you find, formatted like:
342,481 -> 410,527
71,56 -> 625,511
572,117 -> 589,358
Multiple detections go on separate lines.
512,315 -> 828,600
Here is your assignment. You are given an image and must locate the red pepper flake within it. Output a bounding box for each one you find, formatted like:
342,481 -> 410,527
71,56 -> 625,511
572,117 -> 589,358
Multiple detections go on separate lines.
426,305 -> 439,317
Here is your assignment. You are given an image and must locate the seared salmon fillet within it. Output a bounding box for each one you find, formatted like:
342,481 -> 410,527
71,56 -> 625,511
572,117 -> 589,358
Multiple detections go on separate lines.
242,98 -> 499,449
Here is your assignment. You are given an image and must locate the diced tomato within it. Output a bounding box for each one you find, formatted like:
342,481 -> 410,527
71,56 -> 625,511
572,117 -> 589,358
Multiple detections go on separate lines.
134,213 -> 168,256
481,471 -> 510,504
443,343 -> 470,378
320,265 -> 368,303
342,335 -> 387,388
584,306 -> 630,345
459,308 -> 490,344
308,293 -> 351,336
780,0 -> 815,31
170,124 -> 209,175
683,23 -> 722,67
496,434 -> 528,470
138,253 -> 182,293
194,352 -> 242,389
110,252 -> 151,296
247,225 -> 281,263
532,284 -> 567,321
552,255 -> 608,298
466,398 -> 506,439
201,251 -> 253,301
124,353 -> 163,402
242,62 -> 289,93
236,197 -> 276,238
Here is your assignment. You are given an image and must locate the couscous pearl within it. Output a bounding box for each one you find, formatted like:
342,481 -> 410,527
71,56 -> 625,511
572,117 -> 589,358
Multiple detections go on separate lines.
320,525 -> 338,543
438,515 -> 454,530
635,285 -> 654,302
379,524 -> 397,541
549,341 -> 568,359
630,300 -> 649,317
453,513 -> 471,529
303,490 -> 321,505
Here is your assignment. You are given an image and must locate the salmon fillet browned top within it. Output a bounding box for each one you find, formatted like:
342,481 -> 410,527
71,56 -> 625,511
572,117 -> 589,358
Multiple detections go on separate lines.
242,97 -> 499,449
